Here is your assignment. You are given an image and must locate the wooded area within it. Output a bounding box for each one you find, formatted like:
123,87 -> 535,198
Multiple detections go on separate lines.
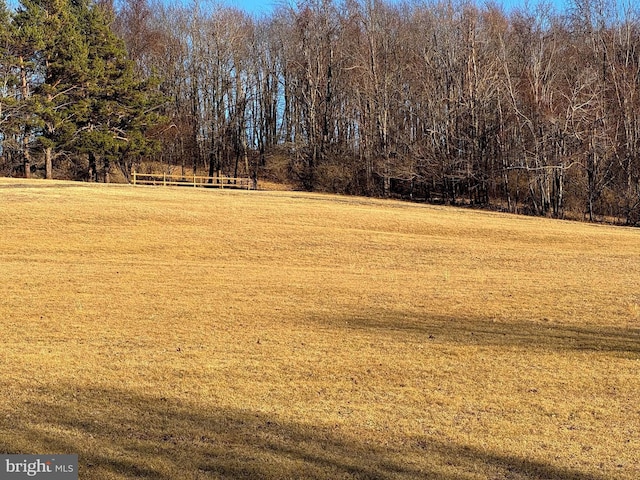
2,0 -> 640,224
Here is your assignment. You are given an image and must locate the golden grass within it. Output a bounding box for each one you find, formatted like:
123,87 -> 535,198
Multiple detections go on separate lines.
0,177 -> 639,479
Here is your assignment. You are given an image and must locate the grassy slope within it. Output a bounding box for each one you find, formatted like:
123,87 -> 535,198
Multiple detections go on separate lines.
0,178 -> 639,479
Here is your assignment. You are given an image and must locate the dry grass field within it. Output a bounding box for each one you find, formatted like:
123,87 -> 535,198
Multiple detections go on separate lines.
0,177 -> 639,480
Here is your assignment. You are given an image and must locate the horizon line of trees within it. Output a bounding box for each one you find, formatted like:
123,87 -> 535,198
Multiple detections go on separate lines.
2,0 -> 640,225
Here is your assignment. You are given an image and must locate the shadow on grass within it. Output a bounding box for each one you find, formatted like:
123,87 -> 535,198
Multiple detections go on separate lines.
332,310 -> 640,357
1,384 -> 612,480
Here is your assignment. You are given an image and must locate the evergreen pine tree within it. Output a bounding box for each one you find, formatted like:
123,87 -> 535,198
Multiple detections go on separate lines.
77,0 -> 163,182
0,0 -> 16,145
6,0 -> 42,178
11,0 -> 163,180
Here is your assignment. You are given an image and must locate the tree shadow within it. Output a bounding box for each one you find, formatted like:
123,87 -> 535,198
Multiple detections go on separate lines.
329,310 -> 640,357
1,383 -> 614,479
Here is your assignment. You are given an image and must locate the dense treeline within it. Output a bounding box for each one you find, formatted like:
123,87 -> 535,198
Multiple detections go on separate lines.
2,0 -> 640,224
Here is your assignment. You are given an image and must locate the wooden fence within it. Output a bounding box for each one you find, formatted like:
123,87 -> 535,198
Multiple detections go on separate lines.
132,171 -> 252,189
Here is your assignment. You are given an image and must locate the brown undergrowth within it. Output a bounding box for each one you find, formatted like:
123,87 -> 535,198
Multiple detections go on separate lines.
0,178 -> 639,479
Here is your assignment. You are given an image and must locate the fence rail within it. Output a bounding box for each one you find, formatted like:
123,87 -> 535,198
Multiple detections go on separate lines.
132,171 -> 252,189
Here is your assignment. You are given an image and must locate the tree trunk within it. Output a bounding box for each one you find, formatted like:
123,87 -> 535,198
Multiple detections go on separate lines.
19,56 -> 31,179
45,147 -> 53,180
208,150 -> 216,182
23,147 -> 31,179
104,158 -> 110,183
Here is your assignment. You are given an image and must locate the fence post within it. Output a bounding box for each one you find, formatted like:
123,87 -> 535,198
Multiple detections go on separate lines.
132,171 -> 136,186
